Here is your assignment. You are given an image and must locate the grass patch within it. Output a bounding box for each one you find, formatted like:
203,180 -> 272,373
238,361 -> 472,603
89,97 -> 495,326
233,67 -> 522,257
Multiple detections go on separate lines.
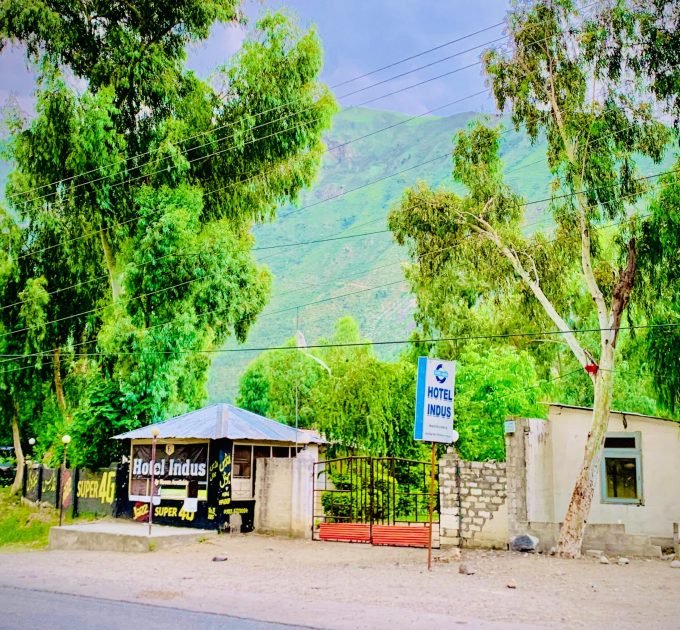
0,487 -> 62,550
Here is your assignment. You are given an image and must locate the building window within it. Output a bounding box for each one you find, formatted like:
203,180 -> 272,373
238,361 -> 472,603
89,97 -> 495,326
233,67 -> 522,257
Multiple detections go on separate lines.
233,445 -> 252,478
600,432 -> 642,504
254,445 -> 271,461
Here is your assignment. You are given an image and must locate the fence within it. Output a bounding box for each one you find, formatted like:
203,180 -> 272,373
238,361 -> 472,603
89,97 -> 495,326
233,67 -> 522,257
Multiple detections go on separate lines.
22,463 -> 121,519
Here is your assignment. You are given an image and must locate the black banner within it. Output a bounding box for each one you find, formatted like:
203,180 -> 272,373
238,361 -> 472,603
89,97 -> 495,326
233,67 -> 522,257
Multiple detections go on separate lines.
131,442 -> 208,481
76,467 -> 117,516
41,467 -> 57,505
25,465 -> 40,502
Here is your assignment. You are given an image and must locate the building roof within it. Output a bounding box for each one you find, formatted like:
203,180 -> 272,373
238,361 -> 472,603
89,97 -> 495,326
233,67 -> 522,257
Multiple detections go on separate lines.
113,404 -> 326,444
547,402 -> 679,425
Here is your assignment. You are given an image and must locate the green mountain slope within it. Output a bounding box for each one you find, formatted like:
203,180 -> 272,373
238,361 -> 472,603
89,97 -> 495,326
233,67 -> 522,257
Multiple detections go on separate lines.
206,107 -> 557,402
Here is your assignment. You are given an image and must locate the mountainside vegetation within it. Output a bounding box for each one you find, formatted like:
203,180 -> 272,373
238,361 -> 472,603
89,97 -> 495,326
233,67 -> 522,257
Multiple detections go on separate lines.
209,103 -> 675,406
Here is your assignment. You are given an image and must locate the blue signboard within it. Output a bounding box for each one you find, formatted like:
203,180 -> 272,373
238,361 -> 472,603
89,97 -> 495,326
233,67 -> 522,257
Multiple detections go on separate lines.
414,357 -> 456,443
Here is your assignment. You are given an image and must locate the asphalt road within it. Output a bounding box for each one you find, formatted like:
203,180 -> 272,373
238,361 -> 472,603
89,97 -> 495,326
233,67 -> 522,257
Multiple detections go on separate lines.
0,585 -> 310,630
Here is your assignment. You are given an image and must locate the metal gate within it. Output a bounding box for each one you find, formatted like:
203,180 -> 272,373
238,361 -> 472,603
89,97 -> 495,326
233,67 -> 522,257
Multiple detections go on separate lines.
312,457 -> 439,548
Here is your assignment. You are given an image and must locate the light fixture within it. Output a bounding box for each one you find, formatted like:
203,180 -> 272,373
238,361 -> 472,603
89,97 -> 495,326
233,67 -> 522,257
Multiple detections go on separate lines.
61,435 -> 71,445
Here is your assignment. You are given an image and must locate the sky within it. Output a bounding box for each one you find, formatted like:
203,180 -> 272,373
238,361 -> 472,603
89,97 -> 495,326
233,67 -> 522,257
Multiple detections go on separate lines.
0,0 -> 512,118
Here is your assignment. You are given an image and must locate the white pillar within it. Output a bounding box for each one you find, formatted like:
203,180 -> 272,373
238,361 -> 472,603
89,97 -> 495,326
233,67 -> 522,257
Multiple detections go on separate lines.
291,449 -> 315,539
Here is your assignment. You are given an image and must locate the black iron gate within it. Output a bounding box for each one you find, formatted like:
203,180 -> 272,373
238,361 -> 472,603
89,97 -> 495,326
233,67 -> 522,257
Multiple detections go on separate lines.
312,457 -> 439,548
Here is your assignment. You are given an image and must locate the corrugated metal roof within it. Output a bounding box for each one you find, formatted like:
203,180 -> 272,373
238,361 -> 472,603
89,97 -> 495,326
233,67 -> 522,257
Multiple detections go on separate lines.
113,404 -> 326,443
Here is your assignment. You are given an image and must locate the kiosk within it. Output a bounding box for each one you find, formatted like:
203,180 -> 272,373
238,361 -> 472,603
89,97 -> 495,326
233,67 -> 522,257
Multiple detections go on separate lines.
114,403 -> 324,532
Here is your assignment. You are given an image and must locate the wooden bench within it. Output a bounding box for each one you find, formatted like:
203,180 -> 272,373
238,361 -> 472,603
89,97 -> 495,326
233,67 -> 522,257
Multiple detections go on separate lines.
318,522 -> 371,543
371,525 -> 431,548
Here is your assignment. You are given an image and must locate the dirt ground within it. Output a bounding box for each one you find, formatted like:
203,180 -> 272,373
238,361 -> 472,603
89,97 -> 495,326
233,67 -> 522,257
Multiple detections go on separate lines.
1,534 -> 678,629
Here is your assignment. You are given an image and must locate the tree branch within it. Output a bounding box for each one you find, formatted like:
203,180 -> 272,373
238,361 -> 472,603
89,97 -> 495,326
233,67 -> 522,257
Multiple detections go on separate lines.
544,51 -> 610,336
610,236 -> 637,345
462,210 -> 594,378
578,214 -> 611,333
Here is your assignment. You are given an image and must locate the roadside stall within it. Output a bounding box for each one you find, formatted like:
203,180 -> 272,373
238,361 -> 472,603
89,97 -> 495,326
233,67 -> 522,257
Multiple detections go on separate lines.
113,403 -> 324,532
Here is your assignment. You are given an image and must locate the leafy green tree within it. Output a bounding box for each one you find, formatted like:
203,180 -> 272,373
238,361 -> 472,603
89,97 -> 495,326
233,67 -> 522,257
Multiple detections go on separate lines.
236,338 -> 327,429
585,0 -> 680,127
314,356 -> 420,458
0,206 -> 52,492
455,346 -> 544,461
389,0 -> 674,557
237,316 -> 422,458
584,1 -> 680,413
0,3 -> 337,470
635,170 -> 680,413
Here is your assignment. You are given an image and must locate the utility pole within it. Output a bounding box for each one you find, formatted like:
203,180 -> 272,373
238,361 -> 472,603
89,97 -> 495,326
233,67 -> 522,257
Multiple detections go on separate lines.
295,307 -> 300,453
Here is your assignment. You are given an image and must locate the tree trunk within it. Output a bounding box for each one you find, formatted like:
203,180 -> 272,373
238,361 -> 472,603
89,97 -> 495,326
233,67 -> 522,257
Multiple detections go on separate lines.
556,239 -> 636,558
53,348 -> 67,414
556,348 -> 615,558
9,401 -> 24,496
100,228 -> 122,301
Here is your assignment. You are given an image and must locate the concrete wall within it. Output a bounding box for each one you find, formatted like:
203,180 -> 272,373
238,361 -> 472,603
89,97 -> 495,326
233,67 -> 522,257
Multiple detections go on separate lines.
524,419 -> 554,523
254,451 -> 315,539
505,423 -> 527,539
439,451 -> 508,548
254,458 -> 293,535
547,406 -> 680,541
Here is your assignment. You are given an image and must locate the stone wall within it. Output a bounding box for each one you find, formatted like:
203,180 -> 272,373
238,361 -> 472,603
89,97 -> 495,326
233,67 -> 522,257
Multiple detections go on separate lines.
439,451 -> 508,548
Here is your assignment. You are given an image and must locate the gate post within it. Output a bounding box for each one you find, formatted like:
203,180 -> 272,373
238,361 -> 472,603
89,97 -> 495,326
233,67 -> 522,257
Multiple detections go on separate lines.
291,450 -> 315,539
37,464 -> 43,503
369,457 -> 374,540
437,449 -> 461,547
71,467 -> 80,518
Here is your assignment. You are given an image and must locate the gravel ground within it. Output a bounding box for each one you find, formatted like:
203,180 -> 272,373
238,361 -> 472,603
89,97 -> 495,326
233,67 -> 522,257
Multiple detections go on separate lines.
1,535 -> 678,629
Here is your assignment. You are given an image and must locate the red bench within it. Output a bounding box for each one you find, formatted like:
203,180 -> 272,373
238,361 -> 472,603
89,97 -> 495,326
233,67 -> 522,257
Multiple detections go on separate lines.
371,525 -> 431,548
318,522 -> 371,543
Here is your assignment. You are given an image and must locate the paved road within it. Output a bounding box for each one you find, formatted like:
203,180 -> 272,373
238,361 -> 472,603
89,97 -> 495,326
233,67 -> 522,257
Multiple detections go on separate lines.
0,585 -> 310,630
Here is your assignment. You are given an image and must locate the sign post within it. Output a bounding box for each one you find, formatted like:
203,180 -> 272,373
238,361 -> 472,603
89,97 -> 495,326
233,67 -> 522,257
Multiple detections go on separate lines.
427,441 -> 436,570
414,357 -> 456,570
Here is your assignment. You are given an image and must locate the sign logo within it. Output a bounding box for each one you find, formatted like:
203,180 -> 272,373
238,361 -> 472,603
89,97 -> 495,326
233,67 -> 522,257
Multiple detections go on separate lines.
434,364 -> 448,384
165,443 -> 175,456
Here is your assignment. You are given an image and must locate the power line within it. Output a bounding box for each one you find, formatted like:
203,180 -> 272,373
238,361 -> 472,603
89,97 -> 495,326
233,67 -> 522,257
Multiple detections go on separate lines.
2,323 -> 677,368
7,21 -> 506,204
12,24 -> 624,261
2,166 -> 669,343
0,188 -> 665,369
331,22 -> 505,89
8,93 -> 659,312
7,1 -> 603,205
15,61 -> 485,210
10,40 -> 503,208
12,22 -> 579,249
15,86 -> 484,262
0,227 -> 394,313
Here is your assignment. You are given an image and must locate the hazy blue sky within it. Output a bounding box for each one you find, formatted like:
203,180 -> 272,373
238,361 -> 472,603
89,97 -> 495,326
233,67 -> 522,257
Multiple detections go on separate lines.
1,0 -> 512,117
